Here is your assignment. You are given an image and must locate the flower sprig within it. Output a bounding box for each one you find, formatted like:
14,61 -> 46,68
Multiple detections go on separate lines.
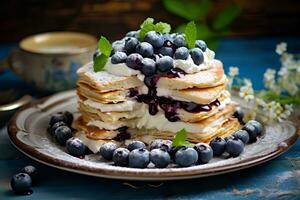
227,42 -> 299,124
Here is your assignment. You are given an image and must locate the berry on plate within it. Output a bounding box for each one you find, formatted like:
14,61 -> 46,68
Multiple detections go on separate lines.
233,108 -> 244,124
66,137 -> 86,157
226,137 -> 245,157
242,123 -> 258,143
99,142 -> 118,160
175,147 -> 198,167
128,148 -> 150,168
233,130 -> 250,144
150,139 -> 172,151
54,126 -> 72,146
150,149 -> 170,168
49,121 -> 67,136
248,120 -> 264,136
194,143 -> 213,164
209,137 -> 226,156
112,148 -> 130,167
127,140 -> 146,151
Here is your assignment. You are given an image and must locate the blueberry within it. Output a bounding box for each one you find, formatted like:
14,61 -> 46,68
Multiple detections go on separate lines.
226,137 -> 244,157
194,143 -> 213,164
168,146 -> 180,161
54,126 -> 72,146
156,56 -> 174,72
173,35 -> 186,47
175,147 -> 198,167
111,52 -> 127,64
112,148 -> 130,166
63,111 -> 73,126
233,130 -> 250,144
190,48 -> 204,65
21,166 -> 38,182
126,31 -> 138,38
242,123 -> 258,143
10,173 -> 32,195
209,137 -> 226,156
195,40 -> 207,52
124,37 -> 139,53
150,149 -> 170,168
141,58 -> 156,76
144,31 -> 164,49
66,137 -> 86,157
224,135 -> 235,142
126,53 -> 143,70
150,139 -> 172,151
99,142 -> 118,160
159,47 -> 174,57
49,113 -> 66,126
233,108 -> 244,124
136,42 -> 154,58
128,148 -> 150,168
49,121 -> 67,136
174,47 -> 189,60
248,120 -> 264,136
127,140 -> 146,151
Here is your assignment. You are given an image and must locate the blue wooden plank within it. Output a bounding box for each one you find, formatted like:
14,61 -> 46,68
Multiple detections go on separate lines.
0,37 -> 299,200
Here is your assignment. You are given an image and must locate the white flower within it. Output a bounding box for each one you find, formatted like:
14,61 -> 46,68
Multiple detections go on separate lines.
278,67 -> 289,77
264,69 -> 276,89
256,98 -> 267,107
244,79 -> 252,87
229,66 -> 239,77
276,42 -> 287,55
239,85 -> 254,101
284,104 -> 293,113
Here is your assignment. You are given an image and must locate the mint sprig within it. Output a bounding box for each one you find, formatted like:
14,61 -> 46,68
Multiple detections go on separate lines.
93,36 -> 112,72
139,18 -> 171,40
185,21 -> 197,48
172,128 -> 193,147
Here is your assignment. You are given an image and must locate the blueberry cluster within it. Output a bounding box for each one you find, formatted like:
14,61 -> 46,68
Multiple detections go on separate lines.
48,112 -> 86,157
110,31 -> 207,76
99,139 -> 214,168
210,119 -> 264,157
10,165 -> 38,195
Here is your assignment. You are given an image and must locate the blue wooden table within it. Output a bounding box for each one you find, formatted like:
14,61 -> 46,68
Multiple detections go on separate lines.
1,37 -> 300,200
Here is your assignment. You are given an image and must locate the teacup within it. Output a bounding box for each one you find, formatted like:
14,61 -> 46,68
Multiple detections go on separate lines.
9,32 -> 97,92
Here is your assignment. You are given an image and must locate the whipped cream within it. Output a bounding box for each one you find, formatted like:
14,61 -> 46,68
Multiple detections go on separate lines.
104,58 -> 140,77
82,99 -> 139,112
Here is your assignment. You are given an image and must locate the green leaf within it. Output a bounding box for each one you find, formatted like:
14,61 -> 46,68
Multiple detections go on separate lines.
139,18 -> 171,40
185,21 -> 197,48
93,54 -> 108,72
172,129 -> 193,147
155,22 -> 171,34
212,4 -> 241,31
98,36 -> 112,57
163,0 -> 211,21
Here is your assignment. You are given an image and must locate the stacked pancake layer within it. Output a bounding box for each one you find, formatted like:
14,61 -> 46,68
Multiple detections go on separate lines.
75,56 -> 240,153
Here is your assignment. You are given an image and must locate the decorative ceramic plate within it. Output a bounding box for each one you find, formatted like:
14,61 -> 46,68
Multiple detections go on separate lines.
8,90 -> 299,181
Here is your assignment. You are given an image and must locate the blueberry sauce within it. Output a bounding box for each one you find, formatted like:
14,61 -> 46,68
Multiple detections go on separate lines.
128,69 -> 220,122
113,126 -> 131,141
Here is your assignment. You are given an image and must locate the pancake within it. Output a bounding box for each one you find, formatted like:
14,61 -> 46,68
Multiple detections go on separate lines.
77,62 -> 143,92
157,60 -> 225,90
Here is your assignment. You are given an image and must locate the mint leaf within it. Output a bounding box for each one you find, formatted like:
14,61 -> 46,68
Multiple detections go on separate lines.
93,53 -> 108,72
185,21 -> 197,48
172,128 -> 193,147
98,36 -> 112,57
139,18 -> 171,40
212,4 -> 241,31
155,22 -> 171,34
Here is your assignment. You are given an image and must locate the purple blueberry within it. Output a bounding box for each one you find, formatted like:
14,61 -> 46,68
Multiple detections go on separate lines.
248,120 -> 264,136
233,130 -> 250,144
99,142 -> 118,160
127,140 -> 146,151
144,31 -> 164,49
159,47 -> 174,57
174,47 -> 189,60
242,123 -> 258,143
54,126 -> 72,146
10,173 -> 32,195
209,137 -> 226,156
63,111 -> 73,126
190,48 -> 204,65
194,143 -> 213,164
150,149 -> 171,168
49,113 -> 66,126
126,31 -> 138,38
233,108 -> 244,124
195,40 -> 207,52
141,58 -> 156,76
66,137 -> 86,157
124,37 -> 139,53
21,166 -> 38,182
128,148 -> 150,168
173,34 -> 186,47
111,52 -> 127,64
156,56 -> 174,72
126,53 -> 143,70
150,139 -> 172,151
226,137 -> 244,157
49,121 -> 67,136
136,42 -> 154,58
112,148 -> 130,166
175,147 -> 198,167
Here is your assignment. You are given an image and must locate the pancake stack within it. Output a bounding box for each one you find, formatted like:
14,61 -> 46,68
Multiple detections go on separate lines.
74,50 -> 240,153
